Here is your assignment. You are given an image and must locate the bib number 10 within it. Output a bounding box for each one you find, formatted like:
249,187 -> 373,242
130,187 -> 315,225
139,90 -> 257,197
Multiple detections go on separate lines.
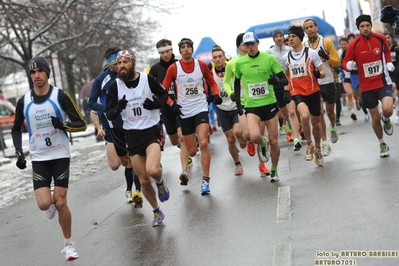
132,107 -> 142,116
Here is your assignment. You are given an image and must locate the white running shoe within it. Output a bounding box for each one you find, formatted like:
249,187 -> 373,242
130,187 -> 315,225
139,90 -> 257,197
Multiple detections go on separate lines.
125,190 -> 133,204
322,142 -> 331,156
61,242 -> 79,261
46,204 -> 57,219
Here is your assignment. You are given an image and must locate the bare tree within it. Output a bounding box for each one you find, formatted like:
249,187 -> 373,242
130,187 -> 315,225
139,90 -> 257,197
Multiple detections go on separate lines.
0,0 -> 176,100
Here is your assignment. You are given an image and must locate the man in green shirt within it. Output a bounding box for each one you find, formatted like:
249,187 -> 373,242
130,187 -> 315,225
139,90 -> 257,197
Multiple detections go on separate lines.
233,32 -> 289,181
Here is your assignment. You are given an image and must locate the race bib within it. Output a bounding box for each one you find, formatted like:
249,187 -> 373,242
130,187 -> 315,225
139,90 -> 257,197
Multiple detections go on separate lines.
248,81 -> 269,98
290,63 -> 307,78
218,82 -> 228,98
35,129 -> 63,151
183,82 -> 203,97
363,60 -> 382,78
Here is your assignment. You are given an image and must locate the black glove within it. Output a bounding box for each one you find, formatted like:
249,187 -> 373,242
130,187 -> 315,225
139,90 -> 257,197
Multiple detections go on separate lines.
318,47 -> 330,60
236,102 -> 244,116
283,90 -> 291,103
171,102 -> 183,116
16,149 -> 26,170
230,93 -> 239,102
313,69 -> 321,78
213,95 -> 223,105
116,95 -> 128,112
143,96 -> 162,110
207,94 -> 215,104
268,75 -> 280,86
51,116 -> 66,130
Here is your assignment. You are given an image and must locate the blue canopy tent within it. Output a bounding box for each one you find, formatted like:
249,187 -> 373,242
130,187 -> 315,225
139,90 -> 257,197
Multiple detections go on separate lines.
245,16 -> 338,46
193,37 -> 218,64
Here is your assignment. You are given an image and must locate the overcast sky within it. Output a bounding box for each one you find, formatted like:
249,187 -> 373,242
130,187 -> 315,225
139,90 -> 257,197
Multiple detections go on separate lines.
151,0 -> 371,57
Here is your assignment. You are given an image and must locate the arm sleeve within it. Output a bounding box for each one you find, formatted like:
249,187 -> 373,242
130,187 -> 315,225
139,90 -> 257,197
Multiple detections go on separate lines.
59,91 -> 87,132
105,81 -> 120,121
199,60 -> 219,95
223,60 -> 234,96
234,77 -> 241,101
11,98 -> 25,150
87,78 -> 105,113
276,71 -> 288,86
325,39 -> 341,67
148,74 -> 172,106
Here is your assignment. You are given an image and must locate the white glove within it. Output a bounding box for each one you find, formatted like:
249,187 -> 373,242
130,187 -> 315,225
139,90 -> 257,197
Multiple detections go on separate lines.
387,62 -> 395,72
346,61 -> 357,71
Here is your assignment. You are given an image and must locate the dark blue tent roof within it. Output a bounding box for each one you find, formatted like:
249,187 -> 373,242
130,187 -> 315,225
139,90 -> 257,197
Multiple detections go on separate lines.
246,16 -> 338,46
193,37 -> 217,64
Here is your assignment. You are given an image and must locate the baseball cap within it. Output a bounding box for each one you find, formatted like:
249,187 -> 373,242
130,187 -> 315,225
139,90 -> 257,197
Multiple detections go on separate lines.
242,32 -> 258,44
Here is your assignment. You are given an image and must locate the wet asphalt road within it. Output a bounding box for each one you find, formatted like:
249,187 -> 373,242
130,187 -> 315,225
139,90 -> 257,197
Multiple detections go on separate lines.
1,110 -> 399,266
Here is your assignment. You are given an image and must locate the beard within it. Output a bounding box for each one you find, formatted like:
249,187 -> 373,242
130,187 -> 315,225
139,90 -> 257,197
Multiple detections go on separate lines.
118,66 -> 136,82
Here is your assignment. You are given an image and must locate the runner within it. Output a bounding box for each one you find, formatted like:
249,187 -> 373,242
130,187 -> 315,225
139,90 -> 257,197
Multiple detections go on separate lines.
303,18 -> 341,156
88,46 -> 142,207
148,39 -> 193,185
223,33 -> 271,176
233,32 -> 287,181
266,29 -> 302,151
342,15 -> 395,158
282,25 -> 326,166
106,50 -> 179,226
162,38 -> 221,195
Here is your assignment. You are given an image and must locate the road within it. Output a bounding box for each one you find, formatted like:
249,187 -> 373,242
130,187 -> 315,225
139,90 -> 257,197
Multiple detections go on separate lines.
0,111 -> 398,266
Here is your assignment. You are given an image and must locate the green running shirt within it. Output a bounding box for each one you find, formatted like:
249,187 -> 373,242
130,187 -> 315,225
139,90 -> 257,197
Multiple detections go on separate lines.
235,52 -> 283,108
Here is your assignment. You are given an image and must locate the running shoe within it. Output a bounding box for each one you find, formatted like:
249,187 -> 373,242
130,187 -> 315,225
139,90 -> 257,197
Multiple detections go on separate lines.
350,113 -> 357,121
364,114 -> 370,122
132,190 -> 143,208
246,141 -> 255,156
234,164 -> 243,176
286,132 -> 294,142
279,126 -> 286,135
125,190 -> 133,204
380,113 -> 393,136
270,171 -> 279,182
179,170 -> 189,186
314,148 -> 324,166
322,142 -> 331,156
293,138 -> 302,151
152,210 -> 165,227
260,141 -> 270,162
336,118 -> 341,126
46,204 -> 57,220
380,143 -> 390,158
329,124 -> 338,144
260,136 -> 268,160
201,180 -> 210,195
305,145 -> 314,161
156,180 -> 170,202
61,242 -> 79,261
258,163 -> 271,176
188,157 -> 193,167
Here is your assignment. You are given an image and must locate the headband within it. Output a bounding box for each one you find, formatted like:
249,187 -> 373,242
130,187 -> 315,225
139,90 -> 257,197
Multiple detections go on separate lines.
105,52 -> 118,65
157,45 -> 173,52
117,50 -> 136,62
